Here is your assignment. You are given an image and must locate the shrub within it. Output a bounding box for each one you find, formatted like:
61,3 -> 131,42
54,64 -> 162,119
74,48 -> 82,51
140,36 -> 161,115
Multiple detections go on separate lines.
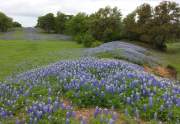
74,33 -> 84,44
91,40 -> 102,47
82,33 -> 96,47
74,33 -> 96,47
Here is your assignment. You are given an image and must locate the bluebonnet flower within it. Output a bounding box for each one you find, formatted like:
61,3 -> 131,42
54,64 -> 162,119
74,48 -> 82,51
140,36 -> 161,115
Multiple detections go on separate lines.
80,116 -> 87,124
149,96 -> 153,108
126,97 -> 131,104
125,108 -> 128,116
135,108 -> 139,119
65,118 -> 70,124
109,118 -> 115,124
94,106 -> 99,118
143,104 -> 147,112
154,112 -> 157,120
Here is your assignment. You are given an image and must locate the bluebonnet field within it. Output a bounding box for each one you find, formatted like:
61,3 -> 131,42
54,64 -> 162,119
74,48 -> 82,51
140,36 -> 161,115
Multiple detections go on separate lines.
85,41 -> 158,66
0,57 -> 179,124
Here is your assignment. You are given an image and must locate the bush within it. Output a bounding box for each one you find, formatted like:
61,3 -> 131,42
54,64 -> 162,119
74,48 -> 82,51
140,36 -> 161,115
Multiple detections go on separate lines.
74,33 -> 84,44
153,35 -> 167,51
91,40 -> 102,47
82,33 -> 96,47
74,33 -> 96,47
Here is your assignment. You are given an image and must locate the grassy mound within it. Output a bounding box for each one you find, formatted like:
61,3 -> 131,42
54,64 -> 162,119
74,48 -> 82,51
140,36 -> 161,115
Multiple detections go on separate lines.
0,58 -> 179,123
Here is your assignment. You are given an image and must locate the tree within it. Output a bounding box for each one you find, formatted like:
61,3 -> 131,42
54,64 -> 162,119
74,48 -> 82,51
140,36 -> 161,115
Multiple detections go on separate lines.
0,12 -> 13,32
37,13 -> 55,33
136,3 -> 153,43
55,12 -> 71,33
123,1 -> 180,50
122,11 -> 139,40
151,1 -> 180,50
89,6 -> 122,42
13,21 -> 22,28
65,13 -> 89,35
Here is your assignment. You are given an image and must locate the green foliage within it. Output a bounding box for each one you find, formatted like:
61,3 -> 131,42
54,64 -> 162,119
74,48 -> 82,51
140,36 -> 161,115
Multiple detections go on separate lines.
89,6 -> 122,42
82,33 -> 96,47
36,6 -> 123,46
151,1 -> 180,50
74,33 -> 96,47
91,40 -> 102,47
65,13 -> 89,35
37,109 -> 79,124
74,33 -> 84,44
123,1 -> 180,51
122,12 -> 138,40
0,12 -> 13,32
33,1 -> 179,50
54,12 -> 72,33
12,21 -> 22,28
37,13 -> 55,33
64,85 -> 121,108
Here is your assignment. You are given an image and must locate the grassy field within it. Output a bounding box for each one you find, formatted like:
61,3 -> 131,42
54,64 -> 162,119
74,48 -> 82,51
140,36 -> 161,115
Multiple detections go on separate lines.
0,40 -> 82,80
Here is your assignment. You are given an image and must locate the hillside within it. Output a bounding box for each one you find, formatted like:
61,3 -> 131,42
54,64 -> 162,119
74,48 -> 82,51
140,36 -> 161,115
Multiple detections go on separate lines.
0,28 -> 179,124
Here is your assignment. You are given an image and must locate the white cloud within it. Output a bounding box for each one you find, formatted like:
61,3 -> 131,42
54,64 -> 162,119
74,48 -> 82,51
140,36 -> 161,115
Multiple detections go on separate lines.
0,0 -> 179,27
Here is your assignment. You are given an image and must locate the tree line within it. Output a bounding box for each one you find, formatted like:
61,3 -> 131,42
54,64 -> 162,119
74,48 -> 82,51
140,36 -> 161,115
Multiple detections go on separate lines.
0,11 -> 22,32
37,1 -> 180,50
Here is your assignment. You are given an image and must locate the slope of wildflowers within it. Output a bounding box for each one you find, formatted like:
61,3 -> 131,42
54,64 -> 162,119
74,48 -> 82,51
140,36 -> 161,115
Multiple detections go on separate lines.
85,41 -> 158,66
0,57 -> 179,123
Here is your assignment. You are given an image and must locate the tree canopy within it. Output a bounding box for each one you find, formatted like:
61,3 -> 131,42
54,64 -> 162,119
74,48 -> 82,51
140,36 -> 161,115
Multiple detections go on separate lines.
89,6 -> 122,42
12,21 -> 22,28
36,1 -> 180,50
37,13 -> 55,33
123,1 -> 180,50
55,12 -> 72,34
0,11 -> 22,32
65,12 -> 89,35
0,12 -> 13,32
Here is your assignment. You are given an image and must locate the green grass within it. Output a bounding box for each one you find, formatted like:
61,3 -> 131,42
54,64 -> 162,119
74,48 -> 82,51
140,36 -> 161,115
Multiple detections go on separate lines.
124,39 -> 180,80
152,42 -> 180,80
0,40 -> 82,80
11,28 -> 25,39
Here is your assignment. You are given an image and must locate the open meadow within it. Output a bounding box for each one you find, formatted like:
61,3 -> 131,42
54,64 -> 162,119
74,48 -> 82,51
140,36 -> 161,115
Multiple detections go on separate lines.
0,40 -> 82,80
0,28 -> 179,124
0,1 -> 180,123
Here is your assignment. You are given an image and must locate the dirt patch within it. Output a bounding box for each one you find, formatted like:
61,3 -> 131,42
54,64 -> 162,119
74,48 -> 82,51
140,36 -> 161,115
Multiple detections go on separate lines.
144,65 -> 177,79
61,99 -> 149,124
75,108 -> 95,123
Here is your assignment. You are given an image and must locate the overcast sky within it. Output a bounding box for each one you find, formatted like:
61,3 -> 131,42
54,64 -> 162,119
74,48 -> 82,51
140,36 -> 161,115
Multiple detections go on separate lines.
0,0 -> 179,27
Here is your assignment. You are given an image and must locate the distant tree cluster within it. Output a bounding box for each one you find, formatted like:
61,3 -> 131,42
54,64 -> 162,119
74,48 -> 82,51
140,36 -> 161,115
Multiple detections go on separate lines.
37,12 -> 72,33
12,21 -> 22,28
37,1 -> 180,50
123,1 -> 180,50
37,6 -> 122,47
0,11 -> 22,32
